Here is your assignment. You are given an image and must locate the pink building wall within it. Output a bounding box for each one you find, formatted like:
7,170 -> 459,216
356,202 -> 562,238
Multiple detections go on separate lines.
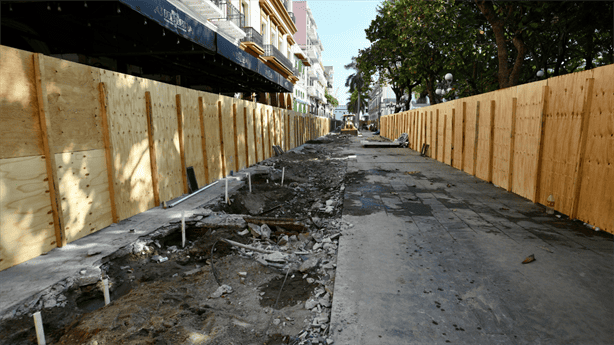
293,1 -> 307,45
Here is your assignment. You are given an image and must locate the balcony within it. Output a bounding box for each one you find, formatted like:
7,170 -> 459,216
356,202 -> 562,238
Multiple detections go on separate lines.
263,45 -> 293,73
211,1 -> 246,40
289,12 -> 296,24
181,0 -> 224,20
307,25 -> 317,39
239,27 -> 264,56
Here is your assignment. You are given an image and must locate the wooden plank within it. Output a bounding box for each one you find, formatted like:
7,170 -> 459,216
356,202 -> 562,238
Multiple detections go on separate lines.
98,83 -> 118,223
443,114 -> 447,164
507,98 -> 518,192
0,45 -> 44,159
202,92 -> 222,181
461,102 -> 467,171
33,53 -> 65,247
218,100 -> 227,177
244,105 -> 250,167
434,110 -> 439,160
144,91 -> 160,206
487,100 -> 496,182
576,64 -> 614,233
0,156 -> 56,271
234,99 -> 246,171
178,87 -> 206,187
232,102 -> 240,172
260,107 -> 267,159
176,94 -> 188,194
473,101 -> 481,176
533,85 -> 550,203
55,149 -> 113,243
253,105 -> 260,162
43,55 -> 104,154
570,78 -> 595,219
198,96 -> 210,184
492,87 -> 516,189
450,107 -> 456,167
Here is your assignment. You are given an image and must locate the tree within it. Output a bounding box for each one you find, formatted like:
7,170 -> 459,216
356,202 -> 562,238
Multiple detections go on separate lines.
347,89 -> 369,115
344,57 -> 366,126
325,89 -> 339,107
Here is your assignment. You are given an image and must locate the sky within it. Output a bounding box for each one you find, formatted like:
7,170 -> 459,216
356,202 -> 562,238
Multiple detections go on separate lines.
305,0 -> 383,119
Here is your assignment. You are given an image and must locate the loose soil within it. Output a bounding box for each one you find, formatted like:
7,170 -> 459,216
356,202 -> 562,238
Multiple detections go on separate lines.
0,134 -> 353,345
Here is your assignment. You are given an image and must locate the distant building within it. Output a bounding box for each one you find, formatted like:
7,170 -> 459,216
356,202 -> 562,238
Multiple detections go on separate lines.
334,105 -> 348,120
368,84 -> 400,121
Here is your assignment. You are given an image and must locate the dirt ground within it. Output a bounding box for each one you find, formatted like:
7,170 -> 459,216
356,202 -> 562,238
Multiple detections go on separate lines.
0,134 -> 355,345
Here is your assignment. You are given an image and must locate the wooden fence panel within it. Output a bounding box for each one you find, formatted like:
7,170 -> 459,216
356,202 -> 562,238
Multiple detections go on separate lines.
538,70 -> 593,215
437,107 -> 445,162
474,93 -> 494,181
235,99 -> 247,171
512,80 -> 548,199
491,87 -> 517,188
576,64 -> 614,232
147,81 -> 182,203
202,92 -> 223,182
245,101 -> 256,166
254,103 -> 264,162
462,96 -> 479,174
177,87 -> 206,188
99,70 -> 154,220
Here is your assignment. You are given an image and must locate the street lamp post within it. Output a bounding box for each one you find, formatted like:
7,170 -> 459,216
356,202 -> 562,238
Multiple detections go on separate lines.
435,73 -> 454,103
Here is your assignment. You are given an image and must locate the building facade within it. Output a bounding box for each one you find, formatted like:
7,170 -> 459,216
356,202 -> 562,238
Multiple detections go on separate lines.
293,1 -> 329,118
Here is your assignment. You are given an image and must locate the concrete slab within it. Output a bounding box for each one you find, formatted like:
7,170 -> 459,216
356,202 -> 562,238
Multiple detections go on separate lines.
331,133 -> 614,344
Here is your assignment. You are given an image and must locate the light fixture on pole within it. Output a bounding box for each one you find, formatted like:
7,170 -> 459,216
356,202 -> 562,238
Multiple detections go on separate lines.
536,69 -> 544,78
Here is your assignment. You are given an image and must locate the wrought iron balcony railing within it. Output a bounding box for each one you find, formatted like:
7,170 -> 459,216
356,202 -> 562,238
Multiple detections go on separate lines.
240,27 -> 263,48
263,45 -> 293,73
214,1 -> 244,28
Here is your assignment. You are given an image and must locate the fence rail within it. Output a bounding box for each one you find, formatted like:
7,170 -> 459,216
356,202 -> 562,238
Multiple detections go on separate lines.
0,45 -> 331,271
381,64 -> 614,234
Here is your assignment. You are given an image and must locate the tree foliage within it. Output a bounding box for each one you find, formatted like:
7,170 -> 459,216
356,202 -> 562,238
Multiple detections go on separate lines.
354,0 -> 613,106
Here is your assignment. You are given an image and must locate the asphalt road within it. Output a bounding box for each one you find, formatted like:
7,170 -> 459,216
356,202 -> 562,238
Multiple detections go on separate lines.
330,133 -> 613,345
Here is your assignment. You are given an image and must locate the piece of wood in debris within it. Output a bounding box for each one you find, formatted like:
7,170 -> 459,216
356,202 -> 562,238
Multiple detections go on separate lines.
243,216 -> 308,232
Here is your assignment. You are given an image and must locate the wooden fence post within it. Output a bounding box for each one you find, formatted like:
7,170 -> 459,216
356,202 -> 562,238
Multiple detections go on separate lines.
533,86 -> 550,203
461,102 -> 467,171
33,54 -> 66,247
443,114 -> 447,163
507,98 -> 518,192
435,109 -> 439,160
198,97 -> 210,184
473,101 -> 480,176
217,100 -> 227,177
252,107 -> 259,163
98,83 -> 119,223
487,100 -> 495,182
451,108 -> 456,167
176,94 -> 188,194
244,107 -> 249,167
145,91 -> 160,206
232,103 -> 239,173
570,78 -> 595,219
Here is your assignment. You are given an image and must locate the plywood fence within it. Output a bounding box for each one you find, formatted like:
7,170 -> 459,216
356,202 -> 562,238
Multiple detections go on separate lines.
381,65 -> 613,234
0,45 -> 329,271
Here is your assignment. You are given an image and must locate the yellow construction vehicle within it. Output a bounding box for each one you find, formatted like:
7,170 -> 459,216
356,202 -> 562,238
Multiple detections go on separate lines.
340,114 -> 358,136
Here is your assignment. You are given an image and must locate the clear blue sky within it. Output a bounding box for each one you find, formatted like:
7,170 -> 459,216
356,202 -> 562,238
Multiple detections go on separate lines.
305,0 -> 382,119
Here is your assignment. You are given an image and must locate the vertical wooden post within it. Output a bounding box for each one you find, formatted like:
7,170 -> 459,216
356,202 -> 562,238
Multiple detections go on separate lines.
473,101 -> 480,176
450,109 -> 456,167
98,83 -> 119,223
507,98 -> 518,192
487,100 -> 496,182
252,108 -> 258,162
217,100 -> 227,177
533,85 -> 549,203
175,94 -> 188,194
244,107 -> 250,167
145,91 -> 160,206
272,109 -> 277,146
268,110 -> 273,155
461,102 -> 467,171
232,103 -> 240,173
424,111 -> 428,151
198,97 -> 210,184
32,54 -> 66,247
434,109 -> 439,161
260,108 -> 265,158
443,114 -> 447,163
570,78 -> 595,219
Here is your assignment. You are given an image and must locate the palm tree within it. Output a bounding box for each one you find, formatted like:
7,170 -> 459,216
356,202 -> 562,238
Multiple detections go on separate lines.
345,57 -> 365,127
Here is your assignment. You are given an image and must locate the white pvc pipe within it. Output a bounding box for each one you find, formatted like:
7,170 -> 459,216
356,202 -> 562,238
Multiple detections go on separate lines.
167,181 -> 219,208
102,278 -> 110,305
281,167 -> 285,186
181,211 -> 186,248
245,172 -> 251,192
33,311 -> 46,345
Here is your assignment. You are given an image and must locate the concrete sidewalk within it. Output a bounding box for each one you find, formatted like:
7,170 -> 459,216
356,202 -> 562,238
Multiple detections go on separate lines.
330,133 -> 613,344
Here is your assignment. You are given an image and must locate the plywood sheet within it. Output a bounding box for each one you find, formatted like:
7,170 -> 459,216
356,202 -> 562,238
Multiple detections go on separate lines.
538,70 -> 593,214
0,155 -> 56,271
262,106 -> 271,159
55,149 -> 113,243
462,96 -> 479,174
437,107 -> 445,162
177,87 -> 206,188
0,46 -> 44,159
576,64 -> 613,233
146,80 -> 182,202
42,55 -> 104,154
217,96 -> 236,175
475,93 -> 495,180
492,87 -> 517,188
202,92 -> 223,181
245,101 -> 257,167
235,99 -> 247,171
254,103 -> 264,162
512,80 -> 547,200
100,70 -> 154,220
451,101 -> 463,169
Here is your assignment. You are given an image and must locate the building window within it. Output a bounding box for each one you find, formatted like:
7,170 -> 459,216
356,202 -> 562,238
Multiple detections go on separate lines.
241,1 -> 249,27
